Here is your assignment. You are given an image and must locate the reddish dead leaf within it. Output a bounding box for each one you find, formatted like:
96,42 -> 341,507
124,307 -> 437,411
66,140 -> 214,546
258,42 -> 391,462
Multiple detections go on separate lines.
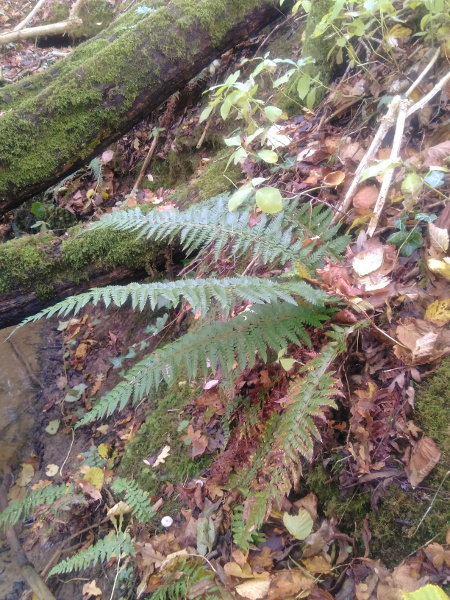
407,436 -> 441,487
317,260 -> 361,296
353,185 -> 379,214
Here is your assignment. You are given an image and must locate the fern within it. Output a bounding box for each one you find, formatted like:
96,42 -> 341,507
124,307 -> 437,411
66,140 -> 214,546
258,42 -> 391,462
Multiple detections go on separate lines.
111,478 -> 156,523
77,303 -> 330,426
229,336 -> 343,549
16,276 -> 327,329
49,530 -> 134,576
146,557 -> 214,600
85,195 -> 349,271
0,484 -> 73,530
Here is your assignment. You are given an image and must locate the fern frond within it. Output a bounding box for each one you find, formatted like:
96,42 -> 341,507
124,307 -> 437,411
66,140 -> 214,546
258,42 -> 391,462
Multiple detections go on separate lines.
89,157 -> 103,189
111,478 -> 156,523
85,195 -> 348,271
229,337 -> 343,549
77,303 -> 330,426
0,484 -> 73,530
15,276 -> 327,329
49,531 -> 134,576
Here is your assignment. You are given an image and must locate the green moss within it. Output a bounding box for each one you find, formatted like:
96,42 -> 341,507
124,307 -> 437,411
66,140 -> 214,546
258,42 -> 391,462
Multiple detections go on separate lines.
416,358 -> 450,457
0,0 -> 274,203
120,385 -> 214,498
0,224 -> 157,296
76,0 -> 116,39
170,148 -> 242,207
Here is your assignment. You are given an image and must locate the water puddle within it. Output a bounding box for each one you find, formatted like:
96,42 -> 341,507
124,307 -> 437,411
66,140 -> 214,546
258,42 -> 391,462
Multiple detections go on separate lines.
0,322 -> 43,599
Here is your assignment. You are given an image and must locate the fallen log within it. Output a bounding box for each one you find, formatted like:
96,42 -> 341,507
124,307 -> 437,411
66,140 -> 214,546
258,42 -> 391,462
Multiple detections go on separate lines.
0,0 -> 293,216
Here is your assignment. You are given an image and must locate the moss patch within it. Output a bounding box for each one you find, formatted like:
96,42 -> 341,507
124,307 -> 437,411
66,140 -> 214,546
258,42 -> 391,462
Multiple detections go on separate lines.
120,385 -> 214,499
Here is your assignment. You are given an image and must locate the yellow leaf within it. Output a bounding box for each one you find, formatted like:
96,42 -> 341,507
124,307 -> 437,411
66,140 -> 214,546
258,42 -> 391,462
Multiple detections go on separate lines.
86,189 -> 95,199
388,24 -> 412,38
294,260 -> 311,279
425,299 -> 450,326
235,579 -> 270,600
16,463 -> 34,487
302,554 -> 332,573
401,584 -> 450,599
83,467 -> 104,490
323,170 -> 345,187
428,257 -> 450,280
75,342 -> 89,359
98,443 -> 109,458
107,501 -> 132,517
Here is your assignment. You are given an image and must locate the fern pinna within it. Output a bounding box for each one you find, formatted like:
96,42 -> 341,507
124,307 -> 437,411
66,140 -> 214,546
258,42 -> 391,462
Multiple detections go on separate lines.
230,335 -> 343,550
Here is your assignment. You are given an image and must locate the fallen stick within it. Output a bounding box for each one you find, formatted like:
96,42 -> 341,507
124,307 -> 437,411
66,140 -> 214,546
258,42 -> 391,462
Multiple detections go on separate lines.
13,0 -> 48,31
0,469 -> 57,600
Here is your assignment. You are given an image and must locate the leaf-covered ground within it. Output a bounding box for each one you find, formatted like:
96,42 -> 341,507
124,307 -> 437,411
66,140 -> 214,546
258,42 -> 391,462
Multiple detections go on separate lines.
0,1 -> 449,599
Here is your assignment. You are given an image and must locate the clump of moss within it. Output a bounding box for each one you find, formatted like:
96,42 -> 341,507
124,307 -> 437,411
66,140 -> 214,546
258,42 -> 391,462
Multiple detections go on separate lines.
120,384 -> 214,499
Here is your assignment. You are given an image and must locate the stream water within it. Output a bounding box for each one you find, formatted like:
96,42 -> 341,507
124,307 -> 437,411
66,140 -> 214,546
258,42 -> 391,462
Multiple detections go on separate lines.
0,322 -> 43,599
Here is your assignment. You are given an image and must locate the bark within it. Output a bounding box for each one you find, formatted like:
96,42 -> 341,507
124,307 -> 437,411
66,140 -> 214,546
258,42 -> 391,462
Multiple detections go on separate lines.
0,0 -> 293,216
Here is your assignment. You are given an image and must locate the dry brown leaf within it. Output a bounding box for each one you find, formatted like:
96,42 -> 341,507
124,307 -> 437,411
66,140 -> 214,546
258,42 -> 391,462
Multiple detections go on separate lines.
16,463 -> 34,487
353,185 -> 379,213
394,318 -> 450,365
424,543 -> 450,568
429,223 -> 449,258
353,238 -> 385,276
293,492 -> 318,520
421,141 -> 450,167
302,555 -> 332,573
407,436 -> 441,487
269,570 -> 315,600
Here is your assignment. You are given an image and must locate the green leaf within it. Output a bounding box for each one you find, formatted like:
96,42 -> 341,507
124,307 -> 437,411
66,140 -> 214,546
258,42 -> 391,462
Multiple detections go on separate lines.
306,86 -> 316,110
255,187 -> 283,213
264,106 -> 283,123
280,358 -> 296,370
64,383 -> 87,403
283,509 -> 313,540
360,159 -> 401,181
401,173 -> 423,204
221,96 -> 234,120
224,134 -> 242,147
257,150 -> 278,164
296,74 -> 311,100
45,420 -> 60,435
199,105 -> 213,124
229,186 -> 254,211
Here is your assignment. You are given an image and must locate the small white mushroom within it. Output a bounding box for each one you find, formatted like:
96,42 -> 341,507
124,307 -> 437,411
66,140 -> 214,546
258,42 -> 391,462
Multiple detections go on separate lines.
161,516 -> 173,528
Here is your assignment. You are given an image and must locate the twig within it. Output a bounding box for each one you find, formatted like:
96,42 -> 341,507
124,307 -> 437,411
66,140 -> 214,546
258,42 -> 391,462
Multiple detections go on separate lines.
196,116 -> 212,150
367,98 -> 409,236
405,48 -> 440,98
13,0 -> 48,31
413,470 -> 449,536
0,470 -> 57,600
241,252 -> 261,276
332,95 -> 402,224
0,0 -> 86,45
406,69 -> 450,118
59,427 -> 75,477
133,134 -> 158,190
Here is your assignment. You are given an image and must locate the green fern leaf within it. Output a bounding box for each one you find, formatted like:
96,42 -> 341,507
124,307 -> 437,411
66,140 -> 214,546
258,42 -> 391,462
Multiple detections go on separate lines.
14,276 -> 327,330
49,531 -> 134,576
0,484 -> 73,530
77,303 -> 330,426
111,478 -> 156,523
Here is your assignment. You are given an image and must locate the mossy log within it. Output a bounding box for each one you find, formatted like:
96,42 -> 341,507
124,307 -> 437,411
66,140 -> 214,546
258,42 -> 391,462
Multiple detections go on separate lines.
0,0 -> 293,216
0,151 -> 241,328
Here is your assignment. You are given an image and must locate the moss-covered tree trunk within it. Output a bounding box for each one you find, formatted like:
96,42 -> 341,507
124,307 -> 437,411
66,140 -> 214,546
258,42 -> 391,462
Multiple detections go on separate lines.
0,0 -> 293,216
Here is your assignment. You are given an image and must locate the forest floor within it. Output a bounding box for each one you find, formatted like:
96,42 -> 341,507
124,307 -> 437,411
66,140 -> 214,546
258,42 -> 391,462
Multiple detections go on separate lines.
0,1 -> 449,599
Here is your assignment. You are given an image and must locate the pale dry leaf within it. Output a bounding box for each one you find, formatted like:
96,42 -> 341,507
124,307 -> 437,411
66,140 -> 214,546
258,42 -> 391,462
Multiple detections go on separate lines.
16,463 -> 34,486
353,238 -> 385,276
82,579 -> 102,598
235,578 -> 270,600
107,501 -> 132,517
429,223 -> 449,255
45,464 -> 59,477
153,445 -> 171,468
293,492 -> 318,520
